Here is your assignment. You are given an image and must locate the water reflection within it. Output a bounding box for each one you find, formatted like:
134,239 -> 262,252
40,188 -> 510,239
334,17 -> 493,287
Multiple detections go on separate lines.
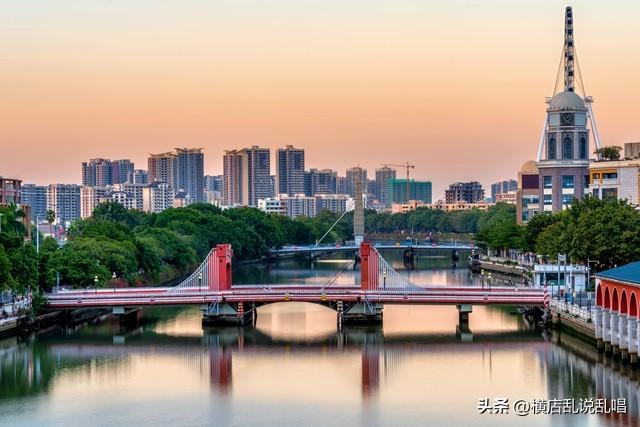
1,252 -> 636,427
1,306 -> 639,426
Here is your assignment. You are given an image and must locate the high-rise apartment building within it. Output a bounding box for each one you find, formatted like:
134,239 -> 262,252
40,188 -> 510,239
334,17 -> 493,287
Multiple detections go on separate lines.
445,182 -> 485,204
243,146 -> 271,207
174,147 -> 204,204
0,177 -> 21,204
113,183 -> 145,210
336,176 -> 347,195
128,169 -> 149,185
305,169 -> 337,196
81,158 -> 134,187
222,147 -> 270,207
390,179 -> 432,204
345,167 -> 367,197
143,182 -> 174,213
148,152 -> 177,186
375,167 -> 396,207
47,184 -> 81,225
22,184 -> 47,222
82,158 -> 112,187
111,160 -> 134,184
223,150 -> 244,206
204,174 -> 224,204
490,179 -> 517,202
80,186 -> 108,219
276,145 -> 305,195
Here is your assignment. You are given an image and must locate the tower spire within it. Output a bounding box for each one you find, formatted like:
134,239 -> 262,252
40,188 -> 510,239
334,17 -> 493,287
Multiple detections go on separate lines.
563,6 -> 575,92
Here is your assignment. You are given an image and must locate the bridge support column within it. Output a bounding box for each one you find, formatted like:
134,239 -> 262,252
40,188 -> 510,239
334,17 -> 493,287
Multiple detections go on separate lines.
594,307 -> 603,350
341,302 -> 383,325
202,302 -> 253,327
628,316 -> 638,364
610,311 -> 620,356
619,314 -> 629,361
457,304 -> 472,329
602,309 -> 611,353
112,307 -> 142,327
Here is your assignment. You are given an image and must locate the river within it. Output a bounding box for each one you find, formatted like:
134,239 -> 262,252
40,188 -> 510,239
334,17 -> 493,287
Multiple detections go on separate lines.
0,250 -> 635,426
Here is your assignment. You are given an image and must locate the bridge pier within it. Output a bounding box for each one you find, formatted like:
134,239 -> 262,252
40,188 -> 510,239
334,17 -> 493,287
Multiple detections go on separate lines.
628,316 -> 638,364
403,249 -> 415,270
202,302 -> 253,327
457,304 -> 472,330
340,302 -> 383,326
112,307 -> 143,327
611,311 -> 620,356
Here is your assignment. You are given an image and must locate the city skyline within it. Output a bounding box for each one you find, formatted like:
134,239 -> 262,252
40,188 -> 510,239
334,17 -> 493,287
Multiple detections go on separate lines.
3,1 -> 640,198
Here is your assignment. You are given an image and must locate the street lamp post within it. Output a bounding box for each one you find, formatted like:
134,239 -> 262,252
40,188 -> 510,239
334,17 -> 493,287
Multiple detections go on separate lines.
36,215 -> 40,253
94,275 -> 99,293
198,272 -> 203,292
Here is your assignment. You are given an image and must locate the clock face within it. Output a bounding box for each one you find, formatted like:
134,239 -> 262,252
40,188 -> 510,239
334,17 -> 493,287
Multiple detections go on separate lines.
560,113 -> 575,126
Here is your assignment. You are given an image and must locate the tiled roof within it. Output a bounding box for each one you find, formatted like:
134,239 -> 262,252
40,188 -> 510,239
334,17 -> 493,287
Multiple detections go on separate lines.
596,261 -> 640,286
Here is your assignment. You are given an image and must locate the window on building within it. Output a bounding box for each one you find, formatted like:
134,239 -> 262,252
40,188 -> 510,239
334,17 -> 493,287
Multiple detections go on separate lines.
544,194 -> 552,205
579,137 -> 587,159
603,172 -> 618,180
543,176 -> 553,189
584,175 -> 590,186
602,188 -> 618,200
548,137 -> 556,160
562,175 -> 575,189
563,137 -> 573,159
592,173 -> 600,180
562,195 -> 574,205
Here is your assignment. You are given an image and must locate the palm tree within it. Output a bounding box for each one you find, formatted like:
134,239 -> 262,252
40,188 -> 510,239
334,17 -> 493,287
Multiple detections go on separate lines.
45,209 -> 56,237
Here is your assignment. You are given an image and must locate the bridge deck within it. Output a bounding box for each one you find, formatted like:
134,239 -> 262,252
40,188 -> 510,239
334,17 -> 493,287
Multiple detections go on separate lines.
271,243 -> 474,254
47,285 -> 544,309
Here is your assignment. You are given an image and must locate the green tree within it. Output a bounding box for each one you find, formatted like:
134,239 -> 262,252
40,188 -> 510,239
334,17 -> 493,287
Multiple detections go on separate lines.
45,209 -> 56,237
535,197 -> 640,270
9,244 -> 39,295
595,146 -> 623,161
91,201 -> 147,229
520,213 -> 560,252
0,246 -> 16,291
477,203 -> 521,252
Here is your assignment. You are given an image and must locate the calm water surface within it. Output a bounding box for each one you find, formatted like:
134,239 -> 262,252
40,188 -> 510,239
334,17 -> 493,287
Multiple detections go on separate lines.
0,251 -> 635,426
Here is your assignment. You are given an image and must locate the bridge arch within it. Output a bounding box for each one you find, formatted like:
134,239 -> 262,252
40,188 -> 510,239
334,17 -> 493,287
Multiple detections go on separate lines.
612,288 -> 619,311
630,292 -> 638,318
621,290 -> 628,314
603,286 -> 611,309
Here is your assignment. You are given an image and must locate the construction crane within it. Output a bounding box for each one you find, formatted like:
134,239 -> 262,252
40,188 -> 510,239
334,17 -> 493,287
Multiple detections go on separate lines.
381,162 -> 416,202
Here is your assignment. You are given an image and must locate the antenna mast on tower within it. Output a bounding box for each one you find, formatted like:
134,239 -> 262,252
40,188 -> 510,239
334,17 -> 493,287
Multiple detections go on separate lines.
563,6 -> 575,92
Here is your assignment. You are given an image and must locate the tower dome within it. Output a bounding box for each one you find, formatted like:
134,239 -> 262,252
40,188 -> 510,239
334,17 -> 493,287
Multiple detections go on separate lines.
548,90 -> 587,111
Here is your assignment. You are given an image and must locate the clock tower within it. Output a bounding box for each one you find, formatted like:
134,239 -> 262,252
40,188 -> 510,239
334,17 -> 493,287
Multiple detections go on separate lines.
536,6 -> 598,214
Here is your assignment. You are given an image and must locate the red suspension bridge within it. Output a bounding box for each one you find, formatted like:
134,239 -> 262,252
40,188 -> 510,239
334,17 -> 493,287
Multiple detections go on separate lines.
47,243 -> 545,325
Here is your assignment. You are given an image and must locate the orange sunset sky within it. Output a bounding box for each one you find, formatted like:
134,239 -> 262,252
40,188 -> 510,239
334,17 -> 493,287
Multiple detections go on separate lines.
2,0 -> 640,198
